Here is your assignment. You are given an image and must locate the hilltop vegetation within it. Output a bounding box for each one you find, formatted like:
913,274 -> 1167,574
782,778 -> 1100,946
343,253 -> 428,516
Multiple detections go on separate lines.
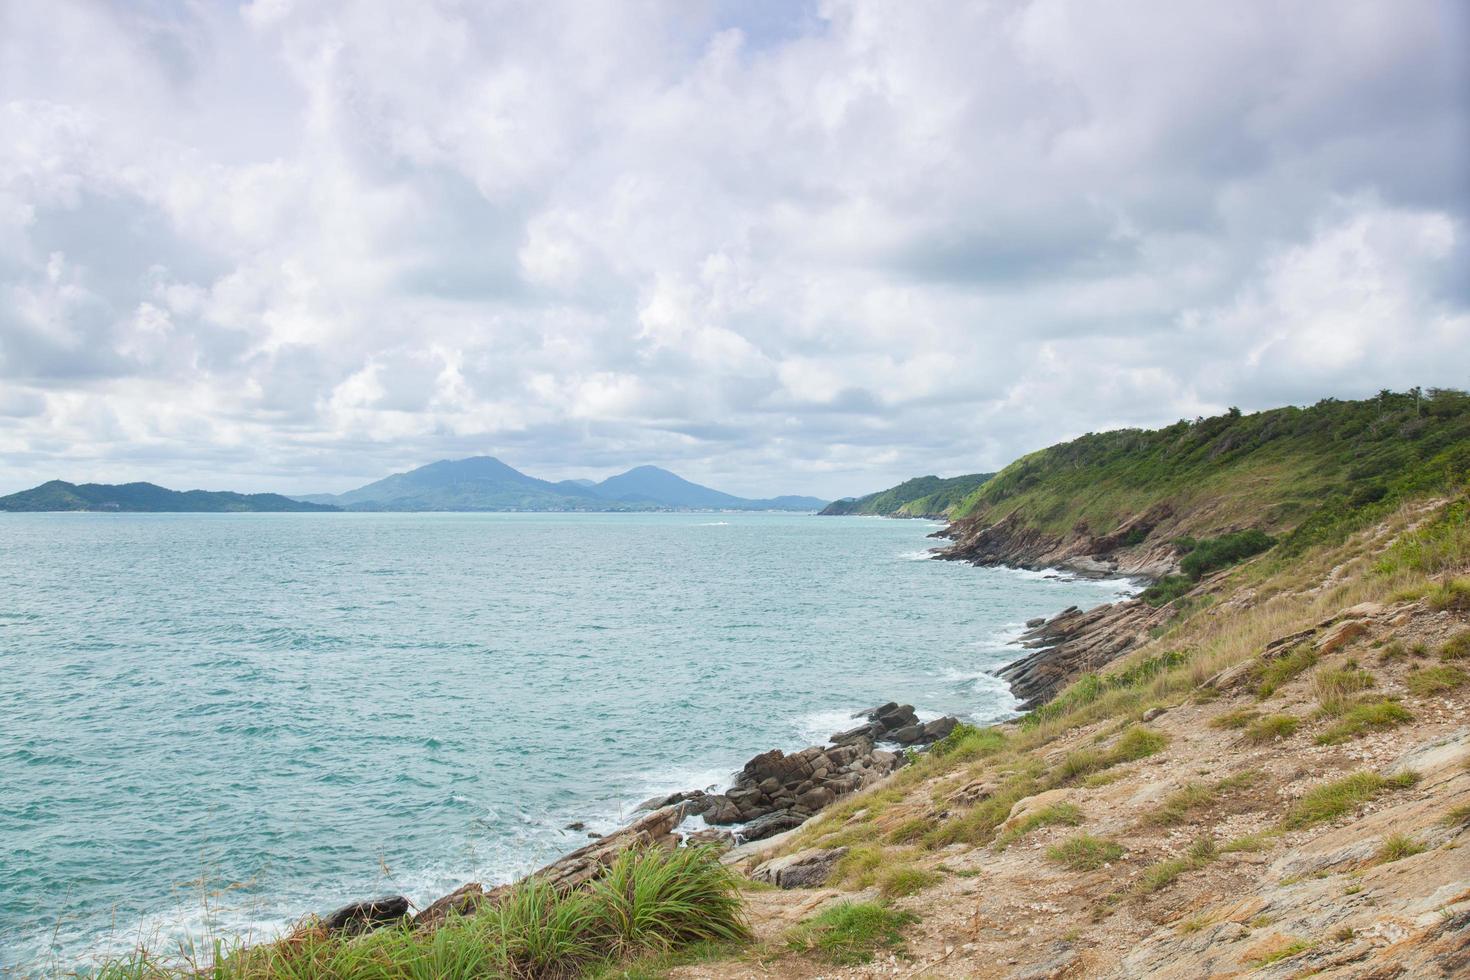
0,481 -> 337,513
942,389 -> 1470,578
820,473 -> 994,518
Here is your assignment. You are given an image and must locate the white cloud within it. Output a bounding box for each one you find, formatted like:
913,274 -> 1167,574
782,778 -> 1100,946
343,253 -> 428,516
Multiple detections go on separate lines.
0,0 -> 1465,497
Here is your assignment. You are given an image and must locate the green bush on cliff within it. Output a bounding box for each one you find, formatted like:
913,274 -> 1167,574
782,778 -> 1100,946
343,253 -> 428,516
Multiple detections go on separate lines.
1178,529 -> 1275,579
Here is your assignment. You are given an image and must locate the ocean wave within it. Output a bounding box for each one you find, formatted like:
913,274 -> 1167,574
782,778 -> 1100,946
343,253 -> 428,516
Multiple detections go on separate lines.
697,521 -> 730,526
896,549 -> 936,561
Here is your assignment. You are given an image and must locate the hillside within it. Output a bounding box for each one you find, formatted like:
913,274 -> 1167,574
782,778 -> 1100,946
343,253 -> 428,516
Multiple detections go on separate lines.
820,473 -> 994,518
305,457 -> 827,512
941,389 -> 1470,576
0,480 -> 338,513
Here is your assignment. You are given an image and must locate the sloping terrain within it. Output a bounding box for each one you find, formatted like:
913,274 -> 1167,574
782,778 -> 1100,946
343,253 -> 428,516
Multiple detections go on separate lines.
821,474 -> 995,518
675,493 -> 1470,978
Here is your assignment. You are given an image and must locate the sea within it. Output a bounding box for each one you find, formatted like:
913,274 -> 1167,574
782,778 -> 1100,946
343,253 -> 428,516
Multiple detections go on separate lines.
0,512 -> 1133,972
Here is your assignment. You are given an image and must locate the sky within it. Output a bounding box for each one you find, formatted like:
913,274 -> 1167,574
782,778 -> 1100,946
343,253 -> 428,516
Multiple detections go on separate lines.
1,0 -> 1467,500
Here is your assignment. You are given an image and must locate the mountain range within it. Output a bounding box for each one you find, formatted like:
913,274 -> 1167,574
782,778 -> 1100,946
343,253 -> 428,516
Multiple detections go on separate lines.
0,459 -> 828,513
296,458 -> 826,512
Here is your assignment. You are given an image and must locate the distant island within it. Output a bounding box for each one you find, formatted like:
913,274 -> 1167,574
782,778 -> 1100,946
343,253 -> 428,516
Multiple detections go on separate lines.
819,472 -> 995,518
0,480 -> 337,513
0,459 -> 829,514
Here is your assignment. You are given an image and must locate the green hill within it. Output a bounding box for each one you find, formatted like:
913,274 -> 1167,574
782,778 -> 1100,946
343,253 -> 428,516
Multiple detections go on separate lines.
820,473 -> 994,518
949,388 -> 1470,559
0,480 -> 339,513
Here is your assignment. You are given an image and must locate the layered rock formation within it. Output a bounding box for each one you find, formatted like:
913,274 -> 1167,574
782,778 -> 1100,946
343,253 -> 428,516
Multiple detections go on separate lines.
641,703 -> 959,842
999,601 -> 1172,708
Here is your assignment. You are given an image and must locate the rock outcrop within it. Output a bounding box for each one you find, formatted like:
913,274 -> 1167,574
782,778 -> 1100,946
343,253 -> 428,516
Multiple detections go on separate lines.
997,601 -> 1170,708
321,895 -> 411,935
687,704 -> 958,840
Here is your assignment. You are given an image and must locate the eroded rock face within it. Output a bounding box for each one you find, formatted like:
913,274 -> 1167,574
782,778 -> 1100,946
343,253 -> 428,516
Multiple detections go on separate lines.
997,601 -> 1169,708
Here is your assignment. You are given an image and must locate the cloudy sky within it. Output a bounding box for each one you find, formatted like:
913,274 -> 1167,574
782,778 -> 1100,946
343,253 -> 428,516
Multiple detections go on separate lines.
1,0 -> 1466,498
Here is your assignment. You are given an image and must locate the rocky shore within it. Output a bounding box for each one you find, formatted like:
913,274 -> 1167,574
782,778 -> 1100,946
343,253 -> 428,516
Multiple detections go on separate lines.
313,702 -> 962,935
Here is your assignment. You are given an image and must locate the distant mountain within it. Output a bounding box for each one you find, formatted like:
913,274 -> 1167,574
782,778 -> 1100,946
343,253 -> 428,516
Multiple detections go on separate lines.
587,465 -> 826,511
303,458 -> 828,512
0,480 -> 338,513
820,473 -> 995,518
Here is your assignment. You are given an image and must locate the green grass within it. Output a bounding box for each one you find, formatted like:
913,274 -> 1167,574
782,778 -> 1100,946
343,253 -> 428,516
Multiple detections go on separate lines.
1244,713 -> 1300,744
1256,645 -> 1318,698
1406,665 -> 1468,697
1246,937 -> 1316,967
1280,771 -> 1420,830
1210,708 -> 1260,729
993,802 -> 1083,850
1140,575 -> 1193,607
928,723 -> 1008,763
1441,631 -> 1470,661
1373,833 -> 1426,865
1314,699 -> 1413,744
1311,664 -> 1376,714
1179,529 -> 1276,579
1110,726 -> 1169,762
1428,578 -> 1470,612
786,902 -> 916,965
1136,837 -> 1217,894
1046,834 -> 1124,871
1441,804 -> 1470,828
877,866 -> 942,899
97,846 -> 748,980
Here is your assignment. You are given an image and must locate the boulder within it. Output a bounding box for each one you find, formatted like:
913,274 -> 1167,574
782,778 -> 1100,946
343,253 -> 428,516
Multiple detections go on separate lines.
738,809 -> 807,841
922,716 -> 959,741
890,724 -> 925,745
322,895 -> 411,935
751,846 -> 849,889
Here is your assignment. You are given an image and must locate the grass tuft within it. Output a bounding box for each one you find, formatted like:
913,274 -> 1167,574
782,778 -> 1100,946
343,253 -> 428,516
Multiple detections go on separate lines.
877,866 -> 941,899
1256,645 -> 1318,698
1314,699 -> 1412,744
1441,630 -> 1470,662
1244,713 -> 1299,744
1373,833 -> 1426,865
1045,834 -> 1124,871
993,802 -> 1083,850
1405,665 -> 1468,697
1427,578 -> 1470,612
1281,771 -> 1420,829
786,902 -> 915,965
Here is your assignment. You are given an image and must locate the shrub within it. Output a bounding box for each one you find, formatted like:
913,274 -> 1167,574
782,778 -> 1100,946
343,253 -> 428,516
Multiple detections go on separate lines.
1405,665 -> 1468,697
787,902 -> 915,965
1315,699 -> 1413,744
1046,834 -> 1124,871
590,845 -> 750,954
1140,575 -> 1193,607
1179,529 -> 1276,579
1244,713 -> 1299,744
1281,771 -> 1419,829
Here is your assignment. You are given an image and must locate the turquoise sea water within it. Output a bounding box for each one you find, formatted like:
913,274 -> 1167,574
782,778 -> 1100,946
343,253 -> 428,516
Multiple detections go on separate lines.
0,512 -> 1131,971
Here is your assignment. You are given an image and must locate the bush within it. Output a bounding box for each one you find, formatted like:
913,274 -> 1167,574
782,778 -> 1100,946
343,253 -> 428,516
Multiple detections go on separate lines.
591,845 -> 750,954
1140,575 -> 1193,607
1046,834 -> 1124,871
1179,529 -> 1276,579
786,902 -> 915,965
